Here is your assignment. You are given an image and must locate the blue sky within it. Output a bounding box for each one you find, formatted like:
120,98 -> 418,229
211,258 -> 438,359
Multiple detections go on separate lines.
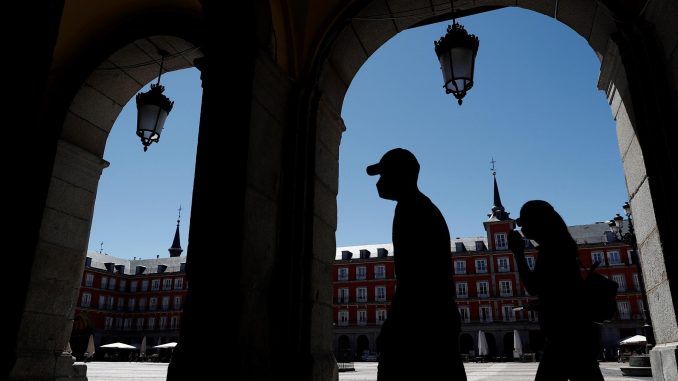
88,7 -> 628,259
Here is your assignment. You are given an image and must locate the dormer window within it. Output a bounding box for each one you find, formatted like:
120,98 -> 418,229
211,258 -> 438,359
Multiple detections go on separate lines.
495,233 -> 507,250
455,242 -> 466,252
359,249 -> 370,259
341,251 -> 353,260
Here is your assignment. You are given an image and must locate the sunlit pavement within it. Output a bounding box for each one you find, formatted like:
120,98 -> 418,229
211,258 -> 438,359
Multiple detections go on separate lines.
84,361 -> 652,380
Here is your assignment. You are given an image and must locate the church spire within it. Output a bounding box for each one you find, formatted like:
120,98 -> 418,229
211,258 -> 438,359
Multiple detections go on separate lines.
168,206 -> 183,257
487,159 -> 510,221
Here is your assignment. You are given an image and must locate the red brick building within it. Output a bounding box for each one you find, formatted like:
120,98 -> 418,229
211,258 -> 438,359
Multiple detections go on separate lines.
333,176 -> 645,361
69,222 -> 186,359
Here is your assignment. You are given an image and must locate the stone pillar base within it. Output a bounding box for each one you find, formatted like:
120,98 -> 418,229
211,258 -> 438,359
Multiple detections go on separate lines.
311,350 -> 338,381
650,342 -> 678,381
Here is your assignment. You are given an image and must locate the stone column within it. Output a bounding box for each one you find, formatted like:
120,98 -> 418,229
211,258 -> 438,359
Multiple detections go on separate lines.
10,140 -> 107,381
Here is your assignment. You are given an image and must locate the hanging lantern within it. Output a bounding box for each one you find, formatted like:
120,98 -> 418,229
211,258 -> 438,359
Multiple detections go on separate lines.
135,50 -> 174,151
434,21 -> 479,105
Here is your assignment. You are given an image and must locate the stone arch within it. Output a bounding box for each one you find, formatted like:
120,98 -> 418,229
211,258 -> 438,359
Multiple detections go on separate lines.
304,0 -> 677,378
459,332 -> 474,354
503,331 -> 514,358
11,34 -> 202,380
356,335 -> 370,360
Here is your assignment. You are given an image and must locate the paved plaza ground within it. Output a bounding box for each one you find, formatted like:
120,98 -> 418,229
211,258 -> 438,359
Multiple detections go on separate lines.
85,361 -> 652,380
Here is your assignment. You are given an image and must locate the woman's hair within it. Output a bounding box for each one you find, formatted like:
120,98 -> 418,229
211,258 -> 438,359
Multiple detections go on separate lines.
520,200 -> 577,253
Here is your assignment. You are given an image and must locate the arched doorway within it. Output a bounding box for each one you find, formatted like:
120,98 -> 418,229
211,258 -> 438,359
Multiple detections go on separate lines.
356,335 -> 370,361
337,335 -> 352,363
485,332 -> 497,357
503,332 -> 514,359
459,333 -> 474,355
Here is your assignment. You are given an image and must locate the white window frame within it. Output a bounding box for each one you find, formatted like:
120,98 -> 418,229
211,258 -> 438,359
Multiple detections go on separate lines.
162,296 -> 170,310
475,259 -> 487,274
356,287 -> 367,303
104,316 -> 113,330
149,297 -> 158,311
357,310 -> 367,325
101,276 -> 108,289
98,295 -> 106,309
526,256 -> 535,270
174,296 -> 182,309
171,316 -> 179,329
375,286 -> 386,302
159,316 -> 167,330
617,301 -> 631,320
607,250 -> 621,265
374,264 -> 386,279
109,278 -> 116,290
338,288 -> 349,303
502,305 -> 515,322
151,279 -> 160,291
497,257 -> 510,272
456,282 -> 468,298
338,310 -> 349,326
163,278 -> 172,290
495,233 -> 508,250
85,273 -> 94,287
612,274 -> 626,292
174,277 -> 183,290
356,266 -> 367,280
136,317 -> 144,330
376,309 -> 387,324
591,251 -> 604,266
477,281 -> 489,298
81,292 -> 91,307
454,260 -> 466,275
141,280 -> 149,291
499,280 -> 513,297
458,306 -> 470,323
479,306 -> 493,323
147,317 -> 155,330
632,273 -> 640,291
338,267 -> 348,281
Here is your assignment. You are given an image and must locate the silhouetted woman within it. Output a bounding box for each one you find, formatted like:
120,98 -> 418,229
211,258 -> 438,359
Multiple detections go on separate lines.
508,200 -> 603,381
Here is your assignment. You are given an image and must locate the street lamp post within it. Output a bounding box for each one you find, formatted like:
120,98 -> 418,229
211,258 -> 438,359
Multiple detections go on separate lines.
608,202 -> 655,354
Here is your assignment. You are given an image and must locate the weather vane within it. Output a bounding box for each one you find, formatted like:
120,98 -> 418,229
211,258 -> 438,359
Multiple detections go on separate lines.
490,157 -> 496,176
99,241 -> 104,254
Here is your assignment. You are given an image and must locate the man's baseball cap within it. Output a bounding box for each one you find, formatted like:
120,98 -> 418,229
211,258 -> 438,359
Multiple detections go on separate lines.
366,148 -> 420,176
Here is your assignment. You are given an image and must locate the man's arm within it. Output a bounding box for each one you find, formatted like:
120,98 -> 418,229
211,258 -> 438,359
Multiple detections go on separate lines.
508,230 -> 540,295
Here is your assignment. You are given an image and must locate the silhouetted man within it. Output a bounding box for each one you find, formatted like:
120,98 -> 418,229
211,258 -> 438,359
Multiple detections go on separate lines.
367,148 -> 466,380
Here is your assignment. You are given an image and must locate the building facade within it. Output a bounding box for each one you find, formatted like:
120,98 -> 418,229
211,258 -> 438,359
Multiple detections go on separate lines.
333,178 -> 645,361
70,224 -> 186,359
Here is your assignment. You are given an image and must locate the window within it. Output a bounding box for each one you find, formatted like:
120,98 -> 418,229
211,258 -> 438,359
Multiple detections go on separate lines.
98,295 -> 105,309
637,300 -> 645,319
456,282 -> 468,298
495,233 -> 507,250
106,296 -> 114,310
375,286 -> 386,302
147,317 -> 155,330
338,310 -> 349,326
151,279 -> 160,291
503,305 -> 515,322
174,278 -> 183,290
124,318 -> 132,330
475,241 -> 485,251
162,296 -> 170,310
130,281 -> 138,292
633,273 -> 640,291
612,274 -> 626,292
627,250 -> 634,264
357,310 -> 367,325
497,257 -> 510,272
101,276 -> 108,289
356,266 -> 367,280
454,260 -> 466,275
528,310 -> 538,322
607,251 -> 621,265
475,259 -> 487,274
149,297 -> 158,311
117,297 -> 124,310
171,316 -> 179,329
174,296 -> 182,309
136,318 -> 144,330
159,316 -> 167,330
591,251 -> 604,266
526,256 -> 535,270
338,288 -> 349,303
376,309 -> 387,324
119,279 -> 126,292
81,293 -> 91,307
458,307 -> 470,323
85,273 -> 94,287
109,278 -> 116,290
163,278 -> 172,290
499,280 -> 513,297
479,306 -> 492,323
338,268 -> 348,281
104,317 -> 113,330
141,280 -> 149,291
374,265 -> 386,279
115,318 -> 123,330
356,287 -> 367,303
617,301 -> 631,319
477,281 -> 489,298
138,298 -> 146,311
128,298 -> 136,311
